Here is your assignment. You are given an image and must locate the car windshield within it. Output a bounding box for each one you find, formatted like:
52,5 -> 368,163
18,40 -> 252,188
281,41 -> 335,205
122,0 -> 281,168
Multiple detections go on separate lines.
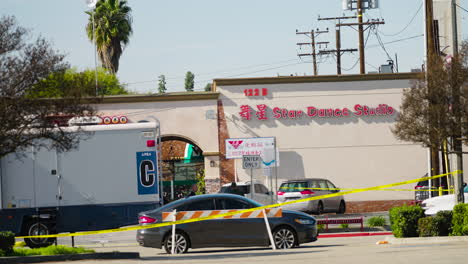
416,180 -> 429,187
279,182 -> 308,193
220,185 -> 250,195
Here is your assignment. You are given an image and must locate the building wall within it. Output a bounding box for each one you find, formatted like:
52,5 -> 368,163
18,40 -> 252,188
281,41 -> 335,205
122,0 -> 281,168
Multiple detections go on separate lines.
215,74 -> 429,202
95,95 -> 221,184
434,0 -> 462,56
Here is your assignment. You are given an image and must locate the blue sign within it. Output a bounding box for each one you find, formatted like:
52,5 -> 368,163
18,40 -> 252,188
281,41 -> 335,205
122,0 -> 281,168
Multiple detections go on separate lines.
136,151 -> 158,195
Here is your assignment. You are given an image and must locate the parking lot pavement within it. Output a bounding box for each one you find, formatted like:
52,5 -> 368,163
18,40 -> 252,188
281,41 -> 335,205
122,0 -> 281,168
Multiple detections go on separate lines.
43,234 -> 468,264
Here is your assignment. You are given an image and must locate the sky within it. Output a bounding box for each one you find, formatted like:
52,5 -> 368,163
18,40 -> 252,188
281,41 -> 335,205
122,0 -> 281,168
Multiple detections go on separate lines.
2,0 -> 468,94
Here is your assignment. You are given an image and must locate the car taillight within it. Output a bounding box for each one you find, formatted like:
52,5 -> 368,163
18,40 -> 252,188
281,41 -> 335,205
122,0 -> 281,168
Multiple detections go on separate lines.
139,216 -> 157,224
300,190 -> 315,195
277,191 -> 285,195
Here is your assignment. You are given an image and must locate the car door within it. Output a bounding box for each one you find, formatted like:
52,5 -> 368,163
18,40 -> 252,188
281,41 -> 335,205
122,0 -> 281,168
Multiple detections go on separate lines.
325,180 -> 340,211
317,180 -> 333,212
175,198 -> 217,246
214,197 -> 267,246
254,184 -> 271,205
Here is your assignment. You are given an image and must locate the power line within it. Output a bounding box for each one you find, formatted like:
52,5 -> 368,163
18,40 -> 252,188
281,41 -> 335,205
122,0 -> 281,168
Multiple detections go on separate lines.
342,26 -> 372,72
373,26 -> 393,61
456,3 -> 468,13
367,34 -> 423,48
122,58 -> 299,86
377,2 -> 423,37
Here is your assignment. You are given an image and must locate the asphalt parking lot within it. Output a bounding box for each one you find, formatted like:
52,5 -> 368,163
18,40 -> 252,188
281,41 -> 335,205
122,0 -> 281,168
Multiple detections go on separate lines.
43,231 -> 468,264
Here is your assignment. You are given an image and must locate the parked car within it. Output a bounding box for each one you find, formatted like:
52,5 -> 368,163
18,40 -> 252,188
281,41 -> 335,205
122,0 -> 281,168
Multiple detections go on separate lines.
421,185 -> 468,215
136,194 -> 318,254
219,181 -> 273,205
414,175 -> 444,204
277,179 -> 345,214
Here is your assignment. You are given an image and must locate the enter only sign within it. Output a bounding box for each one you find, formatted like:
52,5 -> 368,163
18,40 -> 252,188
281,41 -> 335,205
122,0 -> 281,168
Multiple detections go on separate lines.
243,155 -> 262,169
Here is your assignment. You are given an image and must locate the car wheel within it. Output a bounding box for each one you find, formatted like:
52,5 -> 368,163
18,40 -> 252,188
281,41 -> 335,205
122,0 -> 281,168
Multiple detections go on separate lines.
316,202 -> 324,215
23,221 -> 55,248
337,201 -> 346,214
164,231 -> 189,254
273,226 -> 297,249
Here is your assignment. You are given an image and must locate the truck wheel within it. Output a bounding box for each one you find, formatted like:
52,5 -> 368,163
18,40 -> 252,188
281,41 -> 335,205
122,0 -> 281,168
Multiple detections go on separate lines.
24,221 -> 56,248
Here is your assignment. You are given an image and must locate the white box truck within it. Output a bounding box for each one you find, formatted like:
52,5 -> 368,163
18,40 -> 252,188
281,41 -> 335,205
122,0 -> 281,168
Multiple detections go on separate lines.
0,122 -> 161,247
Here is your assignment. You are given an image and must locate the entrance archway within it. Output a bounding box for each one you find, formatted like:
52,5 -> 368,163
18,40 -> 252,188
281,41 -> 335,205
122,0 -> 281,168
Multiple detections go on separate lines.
161,135 -> 204,203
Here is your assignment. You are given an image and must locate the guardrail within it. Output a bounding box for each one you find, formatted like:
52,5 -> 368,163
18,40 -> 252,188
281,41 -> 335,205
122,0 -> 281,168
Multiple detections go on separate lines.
317,216 -> 363,232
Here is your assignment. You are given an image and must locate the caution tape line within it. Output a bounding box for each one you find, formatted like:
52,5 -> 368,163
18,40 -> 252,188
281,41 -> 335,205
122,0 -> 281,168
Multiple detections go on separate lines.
17,170 -> 462,239
280,187 -> 455,192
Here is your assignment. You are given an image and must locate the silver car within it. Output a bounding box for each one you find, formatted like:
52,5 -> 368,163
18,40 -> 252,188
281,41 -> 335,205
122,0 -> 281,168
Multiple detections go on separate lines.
277,179 -> 346,214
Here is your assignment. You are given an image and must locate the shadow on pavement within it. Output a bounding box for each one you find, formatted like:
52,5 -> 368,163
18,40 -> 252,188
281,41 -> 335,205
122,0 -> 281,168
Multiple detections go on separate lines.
141,246 -> 334,261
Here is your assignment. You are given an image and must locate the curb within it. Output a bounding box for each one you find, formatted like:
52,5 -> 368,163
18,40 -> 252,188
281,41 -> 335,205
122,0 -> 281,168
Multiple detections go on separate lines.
318,232 -> 393,238
384,235 -> 468,245
0,252 -> 140,264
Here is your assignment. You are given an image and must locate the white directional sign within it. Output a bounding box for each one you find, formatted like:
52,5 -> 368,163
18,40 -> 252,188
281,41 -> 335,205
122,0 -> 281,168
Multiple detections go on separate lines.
242,155 -> 262,169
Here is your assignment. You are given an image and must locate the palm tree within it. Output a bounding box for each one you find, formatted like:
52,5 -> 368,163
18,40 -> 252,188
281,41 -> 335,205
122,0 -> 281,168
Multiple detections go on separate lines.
86,0 -> 132,74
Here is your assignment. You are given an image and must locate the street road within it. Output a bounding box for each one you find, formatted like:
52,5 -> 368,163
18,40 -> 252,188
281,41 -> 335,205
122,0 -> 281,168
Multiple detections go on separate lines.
49,232 -> 468,264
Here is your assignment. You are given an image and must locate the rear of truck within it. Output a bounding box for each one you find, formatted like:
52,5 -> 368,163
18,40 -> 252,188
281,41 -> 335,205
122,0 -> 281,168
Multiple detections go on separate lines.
0,122 -> 161,247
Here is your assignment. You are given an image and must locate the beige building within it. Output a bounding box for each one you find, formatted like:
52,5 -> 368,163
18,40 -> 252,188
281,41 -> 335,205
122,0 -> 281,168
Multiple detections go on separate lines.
95,73 -> 465,212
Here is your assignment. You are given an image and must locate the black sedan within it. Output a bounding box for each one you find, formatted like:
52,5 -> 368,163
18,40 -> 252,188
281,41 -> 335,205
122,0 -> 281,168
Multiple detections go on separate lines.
136,194 -> 318,254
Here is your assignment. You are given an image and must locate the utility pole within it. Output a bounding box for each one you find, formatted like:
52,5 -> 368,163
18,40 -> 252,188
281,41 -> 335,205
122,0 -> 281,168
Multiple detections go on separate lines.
424,0 -> 443,193
318,15 -> 357,75
296,29 -> 329,75
450,0 -> 464,204
340,0 -> 384,74
357,0 -> 365,74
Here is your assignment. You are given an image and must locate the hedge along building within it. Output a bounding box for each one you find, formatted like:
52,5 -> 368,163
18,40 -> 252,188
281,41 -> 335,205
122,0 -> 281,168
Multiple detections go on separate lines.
95,72 -> 464,212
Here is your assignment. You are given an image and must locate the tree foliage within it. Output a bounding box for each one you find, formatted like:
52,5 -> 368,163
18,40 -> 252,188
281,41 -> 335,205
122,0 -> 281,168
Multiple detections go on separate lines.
204,83 -> 212,92
0,16 -> 95,158
29,67 -> 128,98
158,75 -> 166,93
393,43 -> 468,149
185,71 -> 195,92
86,0 -> 132,74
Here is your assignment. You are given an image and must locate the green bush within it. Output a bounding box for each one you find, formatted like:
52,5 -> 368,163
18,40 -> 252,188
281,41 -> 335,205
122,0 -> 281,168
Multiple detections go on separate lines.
418,217 -> 437,237
451,203 -> 468,236
433,210 -> 453,236
366,216 -> 387,227
11,245 -> 94,257
0,231 -> 15,255
340,223 -> 349,229
389,205 -> 425,238
317,224 -> 325,231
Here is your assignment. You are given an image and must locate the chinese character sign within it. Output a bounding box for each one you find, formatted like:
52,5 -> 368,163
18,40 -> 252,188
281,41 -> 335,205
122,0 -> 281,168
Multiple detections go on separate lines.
225,137 -> 275,159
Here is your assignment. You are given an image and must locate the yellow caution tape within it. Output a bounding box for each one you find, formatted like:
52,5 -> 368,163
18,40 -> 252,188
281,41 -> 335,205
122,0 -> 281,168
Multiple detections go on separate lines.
17,170 -> 462,239
280,187 -> 454,192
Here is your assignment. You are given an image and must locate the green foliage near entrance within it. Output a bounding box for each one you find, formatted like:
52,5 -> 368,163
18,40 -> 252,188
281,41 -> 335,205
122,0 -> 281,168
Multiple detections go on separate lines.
196,169 -> 206,195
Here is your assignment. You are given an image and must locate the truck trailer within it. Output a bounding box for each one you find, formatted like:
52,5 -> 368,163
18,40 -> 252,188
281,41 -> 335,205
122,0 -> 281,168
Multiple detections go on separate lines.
0,122 -> 161,247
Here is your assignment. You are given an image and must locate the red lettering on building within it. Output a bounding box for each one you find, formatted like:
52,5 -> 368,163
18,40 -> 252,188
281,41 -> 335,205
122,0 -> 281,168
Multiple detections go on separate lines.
239,105 -> 252,120
256,104 -> 268,120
